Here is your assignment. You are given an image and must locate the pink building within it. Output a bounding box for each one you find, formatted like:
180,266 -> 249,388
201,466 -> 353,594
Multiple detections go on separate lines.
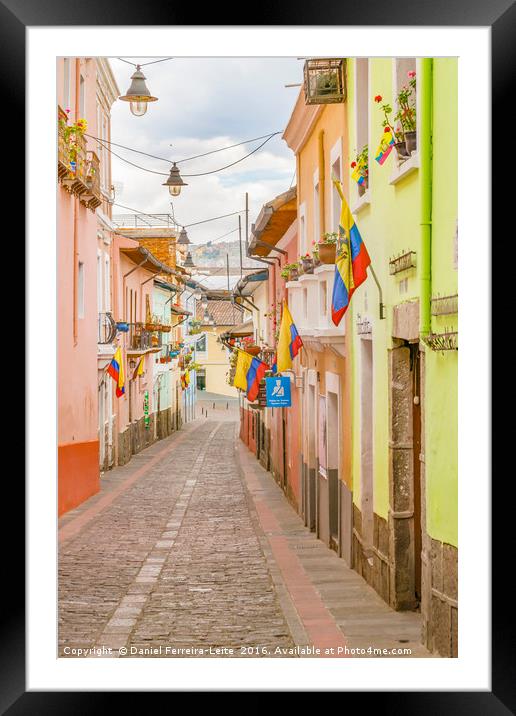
57,57 -> 119,515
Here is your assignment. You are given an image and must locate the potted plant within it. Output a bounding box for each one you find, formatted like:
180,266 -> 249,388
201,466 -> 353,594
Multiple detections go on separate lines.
300,252 -> 314,274
374,74 -> 416,161
318,232 -> 338,264
281,263 -> 300,281
395,71 -> 417,153
375,95 -> 409,160
242,336 -> 261,356
311,241 -> 321,267
350,145 -> 369,195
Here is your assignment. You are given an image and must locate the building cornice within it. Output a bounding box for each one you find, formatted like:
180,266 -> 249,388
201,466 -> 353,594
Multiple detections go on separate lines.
96,58 -> 120,109
282,88 -> 324,155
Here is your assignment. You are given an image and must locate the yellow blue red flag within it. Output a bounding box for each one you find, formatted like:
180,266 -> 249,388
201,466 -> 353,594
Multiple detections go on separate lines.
233,350 -> 269,401
331,179 -> 371,326
375,128 -> 395,165
107,346 -> 125,398
132,355 -> 145,380
276,301 -> 303,373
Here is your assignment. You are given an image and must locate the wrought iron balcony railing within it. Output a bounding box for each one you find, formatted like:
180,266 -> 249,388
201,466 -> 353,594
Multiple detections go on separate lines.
58,106 -> 102,212
128,322 -> 163,352
98,312 -> 117,345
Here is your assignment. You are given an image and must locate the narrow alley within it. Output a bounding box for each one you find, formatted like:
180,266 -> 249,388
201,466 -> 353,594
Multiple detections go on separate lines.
59,400 -> 430,659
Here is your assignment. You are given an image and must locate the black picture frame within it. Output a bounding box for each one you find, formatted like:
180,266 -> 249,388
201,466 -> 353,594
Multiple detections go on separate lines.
6,0 -> 512,708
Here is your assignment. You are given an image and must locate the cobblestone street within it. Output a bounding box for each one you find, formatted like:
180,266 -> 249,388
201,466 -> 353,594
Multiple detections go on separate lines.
59,407 -> 431,658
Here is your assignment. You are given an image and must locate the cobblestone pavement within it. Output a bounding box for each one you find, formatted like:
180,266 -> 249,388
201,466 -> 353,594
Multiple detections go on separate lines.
59,417 -> 294,658
59,407 -> 431,659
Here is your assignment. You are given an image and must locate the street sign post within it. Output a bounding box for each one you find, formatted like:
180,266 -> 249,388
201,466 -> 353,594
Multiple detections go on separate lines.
265,376 -> 292,407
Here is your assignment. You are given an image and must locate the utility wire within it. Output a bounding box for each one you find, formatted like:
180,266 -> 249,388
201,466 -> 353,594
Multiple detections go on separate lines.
95,132 -> 279,178
85,131 -> 282,165
112,202 -> 244,229
117,57 -> 173,68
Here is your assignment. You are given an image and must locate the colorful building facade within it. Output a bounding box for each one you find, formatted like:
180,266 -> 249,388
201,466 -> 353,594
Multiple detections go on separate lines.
237,57 -> 458,657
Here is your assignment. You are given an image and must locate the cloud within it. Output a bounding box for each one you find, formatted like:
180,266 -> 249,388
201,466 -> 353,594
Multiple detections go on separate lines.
109,57 -> 300,246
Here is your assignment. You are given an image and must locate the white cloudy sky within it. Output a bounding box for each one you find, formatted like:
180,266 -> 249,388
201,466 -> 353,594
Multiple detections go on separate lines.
109,57 -> 302,255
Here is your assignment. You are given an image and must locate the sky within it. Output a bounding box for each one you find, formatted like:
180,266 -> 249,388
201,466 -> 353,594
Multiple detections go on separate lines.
109,57 -> 303,258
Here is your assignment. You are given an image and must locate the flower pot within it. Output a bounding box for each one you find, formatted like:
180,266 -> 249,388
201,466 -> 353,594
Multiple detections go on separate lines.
358,176 -> 368,196
301,258 -> 314,274
313,254 -> 321,268
246,345 -> 261,357
394,141 -> 410,160
288,267 -> 299,281
404,130 -> 417,154
318,243 -> 337,264
161,325 -> 171,333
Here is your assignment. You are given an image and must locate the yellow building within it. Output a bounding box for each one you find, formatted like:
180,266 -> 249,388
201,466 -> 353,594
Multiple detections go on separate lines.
193,299 -> 241,397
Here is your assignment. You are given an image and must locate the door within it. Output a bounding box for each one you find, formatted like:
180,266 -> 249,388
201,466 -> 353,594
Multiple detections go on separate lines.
412,347 -> 422,602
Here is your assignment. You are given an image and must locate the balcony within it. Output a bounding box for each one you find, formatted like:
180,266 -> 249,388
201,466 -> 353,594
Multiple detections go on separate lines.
127,322 -> 163,357
58,107 -> 102,211
79,152 -> 102,209
98,311 -> 117,344
287,264 -> 346,356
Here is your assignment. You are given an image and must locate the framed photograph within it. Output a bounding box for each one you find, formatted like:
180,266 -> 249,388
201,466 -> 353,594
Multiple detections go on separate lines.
10,0 -> 509,707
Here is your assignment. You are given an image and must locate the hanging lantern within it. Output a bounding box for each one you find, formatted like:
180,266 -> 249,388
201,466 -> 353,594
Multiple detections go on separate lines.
177,226 -> 190,245
163,163 -> 188,196
183,251 -> 195,268
119,65 -> 158,116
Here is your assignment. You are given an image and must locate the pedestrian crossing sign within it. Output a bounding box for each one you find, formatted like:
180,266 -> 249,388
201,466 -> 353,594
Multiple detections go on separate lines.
265,376 -> 291,407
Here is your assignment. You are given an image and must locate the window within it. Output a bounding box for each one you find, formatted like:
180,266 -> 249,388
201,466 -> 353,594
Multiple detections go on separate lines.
104,256 -> 111,311
331,157 -> 341,232
394,58 -> 417,136
313,170 -> 320,245
79,74 -> 85,117
97,253 -> 102,313
63,58 -> 71,109
299,202 -> 307,255
354,58 -> 369,199
78,262 -> 85,319
355,59 -> 369,159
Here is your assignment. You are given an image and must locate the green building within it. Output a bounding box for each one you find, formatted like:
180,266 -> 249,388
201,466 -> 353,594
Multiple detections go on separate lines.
346,57 -> 458,656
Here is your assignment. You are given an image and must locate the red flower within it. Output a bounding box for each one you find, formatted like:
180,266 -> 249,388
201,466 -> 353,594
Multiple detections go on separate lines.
408,70 -> 416,78
374,95 -> 382,103
384,126 -> 391,132
350,161 -> 357,168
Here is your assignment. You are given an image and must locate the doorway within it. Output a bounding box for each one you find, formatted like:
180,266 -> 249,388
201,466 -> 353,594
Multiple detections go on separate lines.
327,390 -> 340,552
360,338 -> 374,548
389,343 -> 423,610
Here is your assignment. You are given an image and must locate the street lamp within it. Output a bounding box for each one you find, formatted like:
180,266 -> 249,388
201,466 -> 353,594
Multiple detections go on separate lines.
177,226 -> 190,245
183,251 -> 195,268
163,163 -> 188,196
119,65 -> 158,116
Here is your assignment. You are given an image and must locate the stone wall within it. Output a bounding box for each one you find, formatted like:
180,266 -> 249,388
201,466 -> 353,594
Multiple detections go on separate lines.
422,537 -> 458,657
352,505 -> 390,604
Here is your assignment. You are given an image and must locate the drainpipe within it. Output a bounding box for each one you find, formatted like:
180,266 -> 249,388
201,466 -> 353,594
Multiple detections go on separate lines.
72,59 -> 81,345
419,58 -> 433,339
318,130 -> 325,237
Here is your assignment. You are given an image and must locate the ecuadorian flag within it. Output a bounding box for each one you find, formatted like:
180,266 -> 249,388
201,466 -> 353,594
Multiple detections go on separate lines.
276,301 -> 303,373
107,346 -> 125,398
233,350 -> 269,402
331,179 -> 371,326
375,128 -> 395,165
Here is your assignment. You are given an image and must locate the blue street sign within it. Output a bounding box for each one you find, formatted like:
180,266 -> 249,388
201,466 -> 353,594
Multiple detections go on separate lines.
265,376 -> 292,407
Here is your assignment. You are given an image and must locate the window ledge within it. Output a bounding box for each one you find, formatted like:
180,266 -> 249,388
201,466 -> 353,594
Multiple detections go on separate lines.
352,190 -> 371,214
389,152 -> 419,185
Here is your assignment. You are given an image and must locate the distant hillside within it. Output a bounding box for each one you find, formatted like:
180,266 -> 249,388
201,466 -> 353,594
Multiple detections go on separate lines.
190,239 -> 263,268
